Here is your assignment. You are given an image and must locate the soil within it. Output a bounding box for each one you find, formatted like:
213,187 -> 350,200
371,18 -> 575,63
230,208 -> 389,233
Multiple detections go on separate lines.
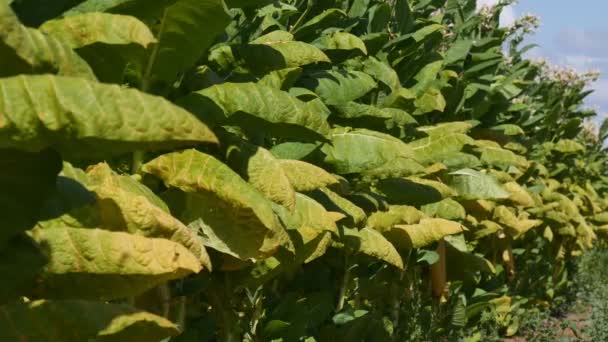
503,307 -> 591,341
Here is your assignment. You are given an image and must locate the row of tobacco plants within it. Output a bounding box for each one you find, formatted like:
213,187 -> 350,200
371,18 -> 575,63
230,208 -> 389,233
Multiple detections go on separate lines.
1,0 -> 607,340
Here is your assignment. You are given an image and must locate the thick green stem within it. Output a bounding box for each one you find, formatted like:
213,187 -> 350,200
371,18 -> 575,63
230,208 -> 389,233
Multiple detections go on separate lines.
391,270 -> 405,329
158,283 -> 171,318
336,254 -> 351,312
131,9 -> 170,172
131,150 -> 144,173
208,290 -> 236,342
290,0 -> 313,33
142,8 -> 169,93
207,274 -> 239,342
176,296 -> 187,332
392,251 -> 412,331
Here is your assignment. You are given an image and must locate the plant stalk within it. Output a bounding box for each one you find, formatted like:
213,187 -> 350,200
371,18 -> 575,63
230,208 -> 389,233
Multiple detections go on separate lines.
131,9 -> 170,173
142,8 -> 169,93
176,296 -> 187,332
290,0 -> 313,33
392,251 -> 412,331
131,150 -> 144,173
336,254 -> 351,312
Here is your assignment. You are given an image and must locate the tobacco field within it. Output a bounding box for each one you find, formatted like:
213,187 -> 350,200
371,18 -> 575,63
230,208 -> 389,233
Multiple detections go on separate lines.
1,0 -> 608,340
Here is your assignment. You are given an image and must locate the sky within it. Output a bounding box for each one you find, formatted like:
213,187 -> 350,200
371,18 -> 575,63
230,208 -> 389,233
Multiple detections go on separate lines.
477,0 -> 608,122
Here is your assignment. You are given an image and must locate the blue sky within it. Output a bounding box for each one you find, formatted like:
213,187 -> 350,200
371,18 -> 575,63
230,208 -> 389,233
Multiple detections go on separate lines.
479,0 -> 608,121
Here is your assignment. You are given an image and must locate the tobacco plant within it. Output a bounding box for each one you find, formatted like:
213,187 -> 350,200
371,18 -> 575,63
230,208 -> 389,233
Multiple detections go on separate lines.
1,0 -> 607,341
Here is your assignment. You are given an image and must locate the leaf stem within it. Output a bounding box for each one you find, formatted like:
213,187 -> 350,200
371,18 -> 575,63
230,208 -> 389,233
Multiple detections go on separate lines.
142,8 -> 169,93
176,296 -> 187,332
158,283 -> 171,318
391,251 -> 412,331
336,253 -> 351,312
290,0 -> 313,33
132,9 -> 170,174
131,150 -> 144,173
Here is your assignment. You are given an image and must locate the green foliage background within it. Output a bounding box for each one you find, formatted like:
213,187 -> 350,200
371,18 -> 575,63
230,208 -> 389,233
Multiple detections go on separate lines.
1,0 -> 608,340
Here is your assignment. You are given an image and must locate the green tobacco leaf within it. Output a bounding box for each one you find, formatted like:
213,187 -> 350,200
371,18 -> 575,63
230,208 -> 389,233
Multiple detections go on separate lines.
322,128 -> 419,175
363,57 -> 401,92
591,213 -> 608,224
473,220 -> 503,239
272,195 -> 340,264
380,86 -> 415,110
0,3 -> 96,79
384,23 -> 443,51
277,193 -> 340,235
179,82 -> 330,140
444,39 -> 473,65
0,75 -> 217,158
279,159 -> 338,192
39,13 -> 155,49
348,190 -> 389,212
503,182 -> 535,208
308,188 -> 367,228
251,30 -> 296,44
225,0 -> 272,8
360,158 -> 426,181
270,141 -> 320,160
259,67 -> 302,90
301,70 -> 377,105
9,0 -> 90,26
474,142 -> 529,170
491,124 -> 524,136
0,300 -> 179,342
408,133 -> 474,165
447,169 -> 509,200
225,138 -> 296,211
144,0 -> 230,86
39,12 -> 155,83
332,102 -> 417,128
374,178 -> 448,206
142,149 -> 291,260
70,0 -> 220,82
293,8 -> 347,41
445,242 -> 495,281
417,121 -> 474,137
367,2 -> 391,33
30,227 -> 201,300
0,149 -> 62,243
421,198 -> 466,220
409,133 -> 475,165
384,218 -> 466,250
54,163 -> 213,269
414,88 -> 446,114
343,227 -> 404,269
290,227 -> 333,264
552,139 -> 585,153
493,206 -> 542,238
236,37 -> 330,73
313,31 -> 367,55
441,152 -> 482,170
367,205 -> 425,232
63,0 -> 176,18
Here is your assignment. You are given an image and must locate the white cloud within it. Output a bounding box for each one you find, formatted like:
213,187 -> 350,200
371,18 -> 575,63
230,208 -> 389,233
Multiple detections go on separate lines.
560,55 -> 608,72
499,6 -> 516,27
476,0 -> 516,27
476,0 -> 498,6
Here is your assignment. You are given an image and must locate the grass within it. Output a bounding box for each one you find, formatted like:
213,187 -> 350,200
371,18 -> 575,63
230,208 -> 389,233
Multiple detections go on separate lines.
575,244 -> 608,340
513,244 -> 608,341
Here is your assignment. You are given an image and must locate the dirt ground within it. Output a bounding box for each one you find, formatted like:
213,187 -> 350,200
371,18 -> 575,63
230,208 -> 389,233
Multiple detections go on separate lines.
503,307 -> 591,341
